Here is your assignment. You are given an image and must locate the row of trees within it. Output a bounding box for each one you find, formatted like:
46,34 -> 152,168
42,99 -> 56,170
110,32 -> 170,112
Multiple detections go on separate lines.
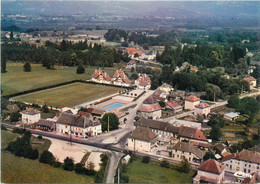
1,40 -> 130,72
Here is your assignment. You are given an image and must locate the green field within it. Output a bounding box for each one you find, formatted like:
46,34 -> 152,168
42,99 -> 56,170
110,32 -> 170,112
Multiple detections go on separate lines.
1,130 -> 95,183
126,158 -> 193,183
1,63 -> 118,96
12,82 -> 121,107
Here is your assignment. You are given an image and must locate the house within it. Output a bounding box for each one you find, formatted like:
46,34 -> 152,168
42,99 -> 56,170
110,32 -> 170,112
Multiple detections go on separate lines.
194,102 -> 210,117
112,69 -> 131,87
221,150 -> 260,174
158,83 -> 174,95
125,48 -> 144,58
135,118 -> 180,138
193,159 -> 226,184
224,112 -> 239,121
56,112 -> 102,138
2,104 -> 20,114
128,126 -> 157,152
184,95 -> 200,110
21,108 -> 41,124
138,103 -> 162,120
37,119 -> 56,131
126,60 -> 137,69
91,69 -> 111,84
179,126 -> 208,144
243,76 -> 257,88
242,172 -> 260,184
215,144 -> 227,155
165,101 -> 183,113
168,141 -> 205,163
61,107 -> 78,115
135,74 -> 151,90
78,111 -> 92,119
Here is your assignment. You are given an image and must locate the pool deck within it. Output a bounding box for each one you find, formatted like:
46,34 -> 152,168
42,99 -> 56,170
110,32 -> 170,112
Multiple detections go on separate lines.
95,99 -> 130,111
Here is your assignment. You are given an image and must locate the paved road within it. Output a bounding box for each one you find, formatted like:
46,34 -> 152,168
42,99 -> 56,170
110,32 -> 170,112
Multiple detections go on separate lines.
105,151 -> 124,183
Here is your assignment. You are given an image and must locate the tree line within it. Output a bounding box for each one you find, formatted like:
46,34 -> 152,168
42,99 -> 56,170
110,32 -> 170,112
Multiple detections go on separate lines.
1,39 -> 130,72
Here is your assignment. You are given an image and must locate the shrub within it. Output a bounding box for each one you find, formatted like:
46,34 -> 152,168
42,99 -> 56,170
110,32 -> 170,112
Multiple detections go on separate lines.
76,65 -> 85,74
23,62 -> 31,72
38,135 -> 42,139
39,150 -> 55,165
142,156 -> 150,163
160,160 -> 170,168
75,163 -> 85,174
176,158 -> 191,173
42,104 -> 49,113
1,125 -> 7,130
63,157 -> 74,171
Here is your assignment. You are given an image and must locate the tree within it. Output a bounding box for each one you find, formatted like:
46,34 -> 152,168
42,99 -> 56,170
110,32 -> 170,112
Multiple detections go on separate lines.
1,52 -> 7,73
236,97 -> 259,117
39,150 -> 55,165
228,95 -> 240,108
209,125 -> 222,141
10,112 -> 21,122
134,53 -> 139,58
29,148 -> 39,160
176,158 -> 191,173
23,62 -> 31,72
63,157 -> 74,171
142,156 -> 150,163
143,43 -> 149,50
75,163 -> 85,174
257,95 -> 260,103
101,113 -> 119,132
42,104 -> 49,113
76,65 -> 85,74
203,151 -> 215,161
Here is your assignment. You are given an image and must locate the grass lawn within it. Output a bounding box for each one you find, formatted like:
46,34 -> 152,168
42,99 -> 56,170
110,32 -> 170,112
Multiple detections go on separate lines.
12,82 -> 121,107
1,151 -> 94,183
1,62 -> 119,96
126,158 -> 193,183
1,130 -> 95,183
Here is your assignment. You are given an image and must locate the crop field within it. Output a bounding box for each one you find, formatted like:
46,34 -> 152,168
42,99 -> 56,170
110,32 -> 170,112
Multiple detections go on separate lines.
12,82 -> 121,107
1,62 -> 119,96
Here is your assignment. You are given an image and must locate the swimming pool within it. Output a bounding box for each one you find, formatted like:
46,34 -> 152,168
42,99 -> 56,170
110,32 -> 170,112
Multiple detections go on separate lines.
103,102 -> 126,109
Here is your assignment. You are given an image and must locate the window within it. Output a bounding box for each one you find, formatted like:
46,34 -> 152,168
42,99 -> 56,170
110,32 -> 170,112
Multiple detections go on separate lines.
244,169 -> 247,173
245,164 -> 247,167
257,166 -> 259,169
249,165 -> 251,168
189,152 -> 191,155
65,125 -> 67,128
248,170 -> 250,173
189,157 -> 191,161
230,165 -> 232,169
226,164 -> 229,167
236,167 -> 240,171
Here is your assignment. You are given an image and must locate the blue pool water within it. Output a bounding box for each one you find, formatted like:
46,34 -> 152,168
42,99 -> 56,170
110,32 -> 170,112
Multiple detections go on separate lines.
103,102 -> 126,109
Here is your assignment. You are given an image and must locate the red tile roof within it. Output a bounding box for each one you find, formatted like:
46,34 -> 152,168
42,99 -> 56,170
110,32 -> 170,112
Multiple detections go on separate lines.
195,102 -> 210,109
186,95 -> 200,102
78,111 -> 92,118
198,159 -> 225,174
113,70 -> 130,84
139,103 -> 161,112
166,101 -> 180,108
244,76 -> 257,85
179,126 -> 207,141
92,69 -> 111,81
21,108 -> 40,115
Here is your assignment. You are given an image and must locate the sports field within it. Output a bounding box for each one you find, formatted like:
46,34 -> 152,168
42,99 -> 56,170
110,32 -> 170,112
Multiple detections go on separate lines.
12,82 -> 121,107
1,63 -> 118,96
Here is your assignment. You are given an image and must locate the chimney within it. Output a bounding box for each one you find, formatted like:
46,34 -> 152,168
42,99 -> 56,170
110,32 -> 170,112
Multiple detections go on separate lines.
83,116 -> 87,128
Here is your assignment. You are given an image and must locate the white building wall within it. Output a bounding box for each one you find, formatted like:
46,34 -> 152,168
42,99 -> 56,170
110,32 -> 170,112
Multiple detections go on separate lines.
185,101 -> 200,110
22,113 -> 41,124
222,159 -> 260,174
170,149 -> 200,164
196,170 -> 225,183
194,107 -> 210,116
128,138 -> 151,152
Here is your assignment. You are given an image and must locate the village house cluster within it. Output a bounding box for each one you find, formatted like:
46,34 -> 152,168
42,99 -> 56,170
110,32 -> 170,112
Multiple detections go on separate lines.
91,69 -> 151,89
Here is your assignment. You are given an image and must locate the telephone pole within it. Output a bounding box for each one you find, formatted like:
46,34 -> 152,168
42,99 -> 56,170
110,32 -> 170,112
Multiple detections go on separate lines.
108,115 -> 110,133
118,168 -> 120,184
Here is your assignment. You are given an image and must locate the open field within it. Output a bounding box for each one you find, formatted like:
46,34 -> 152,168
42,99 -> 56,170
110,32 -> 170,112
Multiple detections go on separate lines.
12,82 -> 121,107
126,158 -> 193,183
1,130 -> 94,183
1,62 -> 119,96
1,151 -> 94,183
